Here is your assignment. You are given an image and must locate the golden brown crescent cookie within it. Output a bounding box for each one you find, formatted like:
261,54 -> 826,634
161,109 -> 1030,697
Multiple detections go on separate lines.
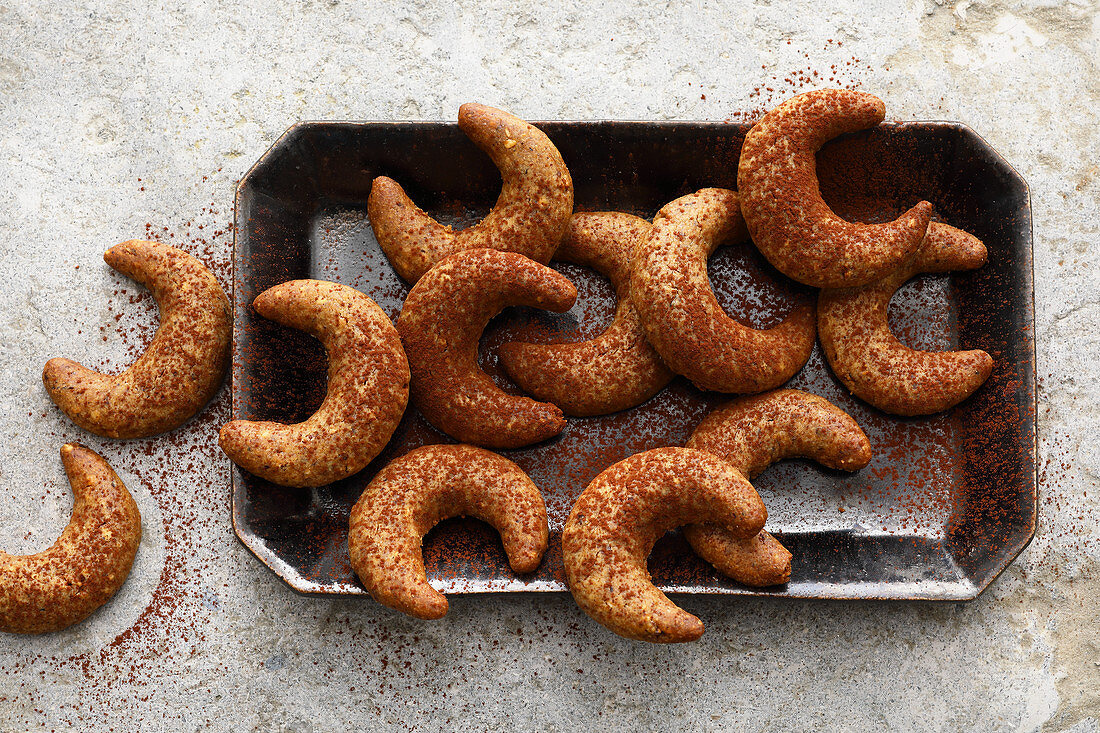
738,89 -> 934,288
690,531 -> 793,589
43,240 -> 231,439
368,103 -> 574,283
349,444 -> 548,619
497,212 -> 674,416
396,249 -> 577,449
562,447 -> 767,643
0,444 -> 141,634
685,389 -> 873,586
219,280 -> 410,488
630,188 -> 816,394
689,390 -> 874,478
818,222 -> 992,416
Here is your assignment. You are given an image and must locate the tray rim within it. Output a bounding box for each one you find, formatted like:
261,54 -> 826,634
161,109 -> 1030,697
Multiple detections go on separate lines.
230,117 -> 1037,601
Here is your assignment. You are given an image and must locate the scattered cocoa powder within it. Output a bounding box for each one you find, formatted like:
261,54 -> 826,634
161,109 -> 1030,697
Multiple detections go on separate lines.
2,171 -> 239,719
232,115 -> 1032,600
1,86 -> 1042,723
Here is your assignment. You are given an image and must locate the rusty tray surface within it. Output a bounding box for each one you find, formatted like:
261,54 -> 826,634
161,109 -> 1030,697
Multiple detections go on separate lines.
231,118 -> 1035,600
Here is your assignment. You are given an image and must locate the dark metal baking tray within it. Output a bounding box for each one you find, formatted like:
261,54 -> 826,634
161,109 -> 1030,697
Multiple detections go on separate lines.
231,118 -> 1035,600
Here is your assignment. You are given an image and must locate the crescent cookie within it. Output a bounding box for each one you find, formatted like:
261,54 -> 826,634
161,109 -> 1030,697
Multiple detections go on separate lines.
738,89 -> 934,288
1,444 -> 141,634
685,389 -> 873,586
43,240 -> 231,439
818,222 -> 993,416
630,188 -> 816,394
396,248 -> 577,449
349,444 -> 548,619
497,212 -> 674,416
368,103 -> 574,282
562,447 -> 767,643
219,280 -> 410,488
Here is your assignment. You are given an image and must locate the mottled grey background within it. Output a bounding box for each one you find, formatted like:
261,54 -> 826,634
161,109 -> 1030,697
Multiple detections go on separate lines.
0,1 -> 1096,731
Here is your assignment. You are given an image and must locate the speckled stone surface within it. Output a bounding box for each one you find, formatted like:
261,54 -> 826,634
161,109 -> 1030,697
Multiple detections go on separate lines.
0,1 -> 1096,730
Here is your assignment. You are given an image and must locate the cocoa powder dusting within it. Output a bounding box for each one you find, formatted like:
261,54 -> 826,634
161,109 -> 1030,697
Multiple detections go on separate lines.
0,172 -> 238,723
722,40 -> 874,124
4,94 -> 1037,721
228,107 -> 1033,601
